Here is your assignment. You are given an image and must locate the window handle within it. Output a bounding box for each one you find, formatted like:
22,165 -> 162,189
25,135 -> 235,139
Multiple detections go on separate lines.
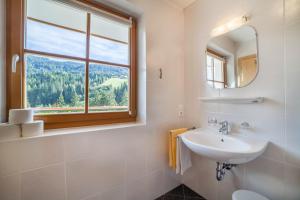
12,54 -> 20,73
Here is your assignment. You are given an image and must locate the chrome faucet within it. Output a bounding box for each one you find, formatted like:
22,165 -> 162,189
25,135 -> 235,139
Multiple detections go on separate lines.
219,121 -> 229,135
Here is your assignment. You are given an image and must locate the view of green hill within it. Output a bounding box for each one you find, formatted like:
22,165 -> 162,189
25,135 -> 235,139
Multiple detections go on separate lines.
26,55 -> 129,114
102,78 -> 128,88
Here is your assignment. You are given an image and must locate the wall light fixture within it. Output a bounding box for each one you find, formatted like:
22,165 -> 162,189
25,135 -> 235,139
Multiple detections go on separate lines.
211,15 -> 250,37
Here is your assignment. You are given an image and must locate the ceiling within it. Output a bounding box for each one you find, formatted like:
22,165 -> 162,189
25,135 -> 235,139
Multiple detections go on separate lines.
168,0 -> 197,9
226,26 -> 256,43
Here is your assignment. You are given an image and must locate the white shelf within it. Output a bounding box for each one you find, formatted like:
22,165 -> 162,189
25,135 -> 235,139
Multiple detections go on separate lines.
198,97 -> 264,104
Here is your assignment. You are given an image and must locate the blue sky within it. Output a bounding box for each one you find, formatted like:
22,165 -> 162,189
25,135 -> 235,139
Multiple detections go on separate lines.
26,20 -> 129,65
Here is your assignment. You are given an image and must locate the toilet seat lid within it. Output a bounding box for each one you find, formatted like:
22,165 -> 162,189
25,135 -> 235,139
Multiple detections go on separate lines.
232,190 -> 269,200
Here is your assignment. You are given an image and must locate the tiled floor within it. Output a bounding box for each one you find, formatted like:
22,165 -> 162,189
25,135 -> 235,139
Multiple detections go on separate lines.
155,184 -> 206,200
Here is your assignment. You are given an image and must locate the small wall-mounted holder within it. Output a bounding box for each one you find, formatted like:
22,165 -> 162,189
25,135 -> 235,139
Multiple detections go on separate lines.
159,68 -> 163,79
242,15 -> 250,23
208,117 -> 218,126
240,122 -> 251,129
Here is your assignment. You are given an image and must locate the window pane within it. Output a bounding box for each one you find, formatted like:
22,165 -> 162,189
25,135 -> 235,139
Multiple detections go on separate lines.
207,67 -> 213,80
91,14 -> 129,43
89,63 -> 129,113
27,0 -> 87,32
207,55 -> 213,67
90,14 -> 129,65
206,55 -> 213,80
25,54 -> 86,115
90,36 -> 129,65
214,58 -> 224,82
26,19 -> 86,58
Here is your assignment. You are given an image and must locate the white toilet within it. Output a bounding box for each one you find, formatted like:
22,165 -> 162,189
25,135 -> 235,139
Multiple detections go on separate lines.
232,190 -> 270,200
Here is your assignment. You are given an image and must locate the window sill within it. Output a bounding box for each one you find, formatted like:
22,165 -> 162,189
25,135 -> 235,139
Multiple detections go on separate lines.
0,121 -> 146,143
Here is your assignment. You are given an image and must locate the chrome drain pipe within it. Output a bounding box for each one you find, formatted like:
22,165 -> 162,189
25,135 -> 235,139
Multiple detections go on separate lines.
216,162 -> 237,181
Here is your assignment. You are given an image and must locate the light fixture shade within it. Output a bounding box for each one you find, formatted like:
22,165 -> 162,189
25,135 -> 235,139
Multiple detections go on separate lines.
211,15 -> 250,37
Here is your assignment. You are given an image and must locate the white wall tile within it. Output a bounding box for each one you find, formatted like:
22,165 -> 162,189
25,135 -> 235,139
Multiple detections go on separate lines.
0,174 -> 20,200
283,164 -> 300,200
183,155 -> 218,200
164,167 -> 181,193
89,129 -> 128,160
0,141 -> 20,177
146,131 -> 168,173
124,131 -> 147,182
19,137 -> 64,171
125,177 -> 150,200
84,184 -> 125,200
196,168 -> 218,200
285,0 -> 300,166
243,158 -> 284,200
63,133 -> 93,162
147,170 -> 165,199
66,156 -> 125,200
21,164 -> 65,200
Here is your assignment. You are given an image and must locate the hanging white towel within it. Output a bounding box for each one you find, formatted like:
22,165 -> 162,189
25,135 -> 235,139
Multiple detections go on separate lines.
176,134 -> 192,175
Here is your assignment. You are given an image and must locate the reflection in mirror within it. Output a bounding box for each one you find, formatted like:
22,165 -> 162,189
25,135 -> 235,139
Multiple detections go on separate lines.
206,25 -> 258,89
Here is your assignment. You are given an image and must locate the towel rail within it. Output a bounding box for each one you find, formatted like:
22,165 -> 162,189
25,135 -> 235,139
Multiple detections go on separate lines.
175,127 -> 196,138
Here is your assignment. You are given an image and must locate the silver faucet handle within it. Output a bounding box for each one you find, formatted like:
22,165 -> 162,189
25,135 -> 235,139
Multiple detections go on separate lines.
218,121 -> 231,134
219,121 -> 228,126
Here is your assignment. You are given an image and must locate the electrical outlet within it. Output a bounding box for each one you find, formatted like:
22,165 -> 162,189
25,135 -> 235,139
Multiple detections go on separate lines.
178,110 -> 184,117
178,104 -> 184,118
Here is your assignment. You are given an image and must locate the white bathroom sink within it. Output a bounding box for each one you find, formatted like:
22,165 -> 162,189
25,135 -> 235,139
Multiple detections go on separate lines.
181,128 -> 268,164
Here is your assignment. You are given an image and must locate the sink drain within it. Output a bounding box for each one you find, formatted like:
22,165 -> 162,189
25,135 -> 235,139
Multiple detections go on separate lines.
216,162 -> 237,181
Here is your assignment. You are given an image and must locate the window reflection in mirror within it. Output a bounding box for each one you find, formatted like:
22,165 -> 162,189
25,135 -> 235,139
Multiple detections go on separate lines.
206,25 -> 258,89
206,50 -> 226,89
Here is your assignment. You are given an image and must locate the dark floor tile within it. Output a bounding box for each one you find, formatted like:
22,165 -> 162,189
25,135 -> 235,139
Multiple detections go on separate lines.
164,194 -> 184,200
183,185 -> 202,197
155,184 -> 206,200
185,197 -> 206,200
166,185 -> 184,197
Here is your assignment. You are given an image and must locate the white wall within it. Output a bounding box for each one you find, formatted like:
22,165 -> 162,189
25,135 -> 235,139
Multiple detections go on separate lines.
236,38 -> 257,58
0,0 -> 185,200
0,0 -> 5,123
285,0 -> 300,198
183,0 -> 300,200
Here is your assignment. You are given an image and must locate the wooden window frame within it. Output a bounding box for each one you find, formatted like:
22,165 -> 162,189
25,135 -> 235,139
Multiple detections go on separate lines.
206,49 -> 227,88
6,0 -> 137,129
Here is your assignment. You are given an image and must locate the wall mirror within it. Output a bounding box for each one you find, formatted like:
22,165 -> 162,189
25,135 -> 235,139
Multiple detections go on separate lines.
206,25 -> 258,89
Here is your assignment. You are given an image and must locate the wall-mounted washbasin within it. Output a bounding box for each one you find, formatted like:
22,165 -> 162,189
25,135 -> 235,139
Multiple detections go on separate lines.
181,128 -> 268,164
